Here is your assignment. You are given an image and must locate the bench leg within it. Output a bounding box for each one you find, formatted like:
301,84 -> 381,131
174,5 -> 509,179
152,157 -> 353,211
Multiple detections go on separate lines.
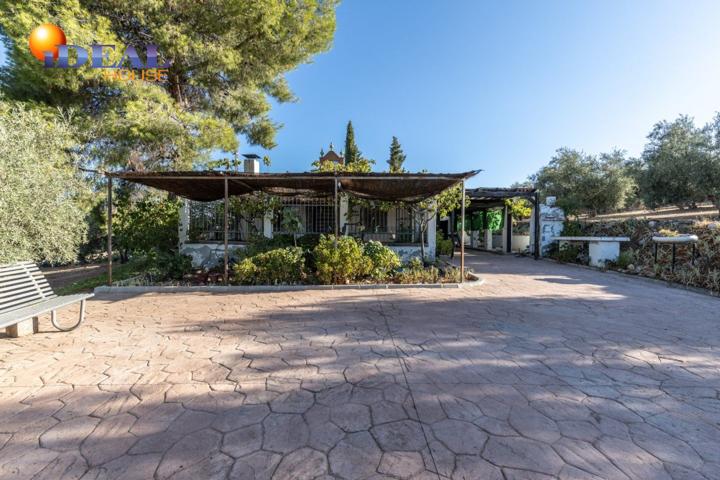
50,301 -> 85,332
6,318 -> 35,338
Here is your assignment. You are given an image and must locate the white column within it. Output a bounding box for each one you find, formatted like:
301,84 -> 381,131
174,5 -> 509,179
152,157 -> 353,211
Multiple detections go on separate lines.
263,212 -> 273,238
484,228 -> 493,251
427,207 -> 437,261
339,196 -> 349,235
179,199 -> 190,248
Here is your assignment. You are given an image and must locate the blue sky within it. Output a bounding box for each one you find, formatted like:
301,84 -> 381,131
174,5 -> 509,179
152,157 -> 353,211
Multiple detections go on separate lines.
256,0 -> 720,187
3,1 -> 720,187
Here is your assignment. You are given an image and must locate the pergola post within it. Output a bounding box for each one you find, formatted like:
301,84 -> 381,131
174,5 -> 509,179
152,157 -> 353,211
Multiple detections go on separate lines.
107,176 -> 113,286
224,177 -> 229,285
460,179 -> 465,282
334,176 -> 339,238
533,191 -> 541,260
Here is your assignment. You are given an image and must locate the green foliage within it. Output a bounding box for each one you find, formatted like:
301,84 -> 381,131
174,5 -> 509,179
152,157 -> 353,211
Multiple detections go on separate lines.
562,220 -> 584,237
115,194 -> 180,258
233,247 -> 305,285
313,235 -> 371,284
230,193 -> 280,233
554,243 -> 583,264
610,250 -> 635,270
280,209 -> 303,245
505,198 -> 532,220
0,99 -> 91,265
639,115 -> 720,209
344,121 -> 361,165
362,240 -> 400,281
387,136 -> 407,173
395,258 -> 439,284
532,148 -> 636,215
435,231 -> 454,256
144,250 -> 193,280
0,0 -> 339,169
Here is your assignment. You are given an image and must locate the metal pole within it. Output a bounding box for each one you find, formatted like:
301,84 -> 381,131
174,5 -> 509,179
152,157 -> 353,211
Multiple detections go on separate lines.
224,177 -> 229,285
671,243 -> 676,273
460,180 -> 465,282
533,191 -> 540,260
334,177 -> 339,238
654,243 -> 658,264
107,177 -> 113,286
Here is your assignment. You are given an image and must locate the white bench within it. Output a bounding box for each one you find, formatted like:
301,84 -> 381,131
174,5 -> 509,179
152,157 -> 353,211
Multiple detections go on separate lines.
0,262 -> 93,337
552,236 -> 631,267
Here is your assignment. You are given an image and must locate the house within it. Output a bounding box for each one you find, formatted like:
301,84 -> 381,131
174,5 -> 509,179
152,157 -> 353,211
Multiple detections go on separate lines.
177,150 -> 438,267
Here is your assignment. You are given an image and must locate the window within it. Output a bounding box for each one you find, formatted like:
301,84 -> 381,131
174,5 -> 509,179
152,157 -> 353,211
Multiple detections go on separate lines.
273,196 -> 335,235
188,201 -> 261,242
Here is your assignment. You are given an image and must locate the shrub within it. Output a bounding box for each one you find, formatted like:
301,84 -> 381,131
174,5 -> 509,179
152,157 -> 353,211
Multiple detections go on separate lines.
554,243 -> 582,263
115,194 -> 181,259
314,235 -> 371,284
610,250 -> 635,270
435,231 -> 454,256
144,250 -> 193,280
363,240 -> 400,281
395,258 -> 440,284
233,247 -> 305,285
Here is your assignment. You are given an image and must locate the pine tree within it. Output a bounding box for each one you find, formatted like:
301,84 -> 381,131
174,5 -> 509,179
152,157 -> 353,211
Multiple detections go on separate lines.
387,136 -> 407,173
344,121 -> 361,165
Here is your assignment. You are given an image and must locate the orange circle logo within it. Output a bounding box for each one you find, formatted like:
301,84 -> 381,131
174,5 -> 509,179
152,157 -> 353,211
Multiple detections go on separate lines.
28,24 -> 66,62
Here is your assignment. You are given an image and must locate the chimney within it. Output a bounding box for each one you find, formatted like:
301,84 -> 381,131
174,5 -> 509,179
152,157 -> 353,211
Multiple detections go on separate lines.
242,153 -> 261,174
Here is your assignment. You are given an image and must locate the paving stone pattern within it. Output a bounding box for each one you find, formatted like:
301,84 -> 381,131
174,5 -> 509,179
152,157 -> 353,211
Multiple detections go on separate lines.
1,253 -> 719,479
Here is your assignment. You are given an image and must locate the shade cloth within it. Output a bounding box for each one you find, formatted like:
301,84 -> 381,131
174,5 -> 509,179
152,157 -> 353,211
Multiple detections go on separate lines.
106,170 -> 480,203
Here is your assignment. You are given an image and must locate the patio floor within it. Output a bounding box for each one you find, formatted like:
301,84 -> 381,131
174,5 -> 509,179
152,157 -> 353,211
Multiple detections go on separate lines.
1,252 -> 719,479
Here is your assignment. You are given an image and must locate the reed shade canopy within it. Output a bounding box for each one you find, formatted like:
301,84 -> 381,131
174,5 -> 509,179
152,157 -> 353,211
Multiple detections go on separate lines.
105,170 -> 481,203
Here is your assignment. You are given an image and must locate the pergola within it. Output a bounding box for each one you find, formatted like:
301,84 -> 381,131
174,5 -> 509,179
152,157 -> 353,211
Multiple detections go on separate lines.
462,187 -> 540,259
105,170 -> 480,284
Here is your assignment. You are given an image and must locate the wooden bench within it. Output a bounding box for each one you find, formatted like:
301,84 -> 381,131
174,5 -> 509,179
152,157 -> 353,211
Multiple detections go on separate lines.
552,236 -> 631,267
0,262 -> 93,337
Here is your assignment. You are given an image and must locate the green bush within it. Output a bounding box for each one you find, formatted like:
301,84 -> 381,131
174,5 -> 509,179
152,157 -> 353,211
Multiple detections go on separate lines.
554,243 -> 582,263
435,231 -> 454,256
144,250 -> 193,280
314,235 -> 371,284
395,258 -> 440,284
115,195 -> 181,259
363,240 -> 400,281
610,250 -> 635,270
233,247 -> 305,285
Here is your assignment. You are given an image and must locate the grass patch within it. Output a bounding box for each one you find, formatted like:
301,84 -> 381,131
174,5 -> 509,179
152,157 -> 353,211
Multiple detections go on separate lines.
56,261 -> 144,295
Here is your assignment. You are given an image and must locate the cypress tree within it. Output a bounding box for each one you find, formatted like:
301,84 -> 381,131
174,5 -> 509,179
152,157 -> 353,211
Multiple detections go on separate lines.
344,121 -> 361,164
387,136 -> 407,173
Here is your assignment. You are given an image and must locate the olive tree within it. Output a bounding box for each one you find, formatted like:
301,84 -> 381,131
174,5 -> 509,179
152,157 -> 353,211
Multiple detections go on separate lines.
0,100 -> 91,264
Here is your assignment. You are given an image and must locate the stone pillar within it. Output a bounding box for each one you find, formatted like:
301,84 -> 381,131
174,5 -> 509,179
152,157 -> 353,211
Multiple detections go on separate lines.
484,228 -> 493,251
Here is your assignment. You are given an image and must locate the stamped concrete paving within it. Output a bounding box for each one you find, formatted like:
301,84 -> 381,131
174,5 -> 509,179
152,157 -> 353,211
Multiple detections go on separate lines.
1,252 -> 719,479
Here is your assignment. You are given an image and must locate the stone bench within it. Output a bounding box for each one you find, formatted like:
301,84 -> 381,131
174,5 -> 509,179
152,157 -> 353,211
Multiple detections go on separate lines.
552,236 -> 631,267
0,262 -> 93,337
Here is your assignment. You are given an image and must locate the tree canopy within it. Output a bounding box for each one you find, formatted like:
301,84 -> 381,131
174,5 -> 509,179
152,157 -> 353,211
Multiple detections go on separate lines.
639,115 -> 720,209
531,148 -> 636,215
0,0 -> 339,170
